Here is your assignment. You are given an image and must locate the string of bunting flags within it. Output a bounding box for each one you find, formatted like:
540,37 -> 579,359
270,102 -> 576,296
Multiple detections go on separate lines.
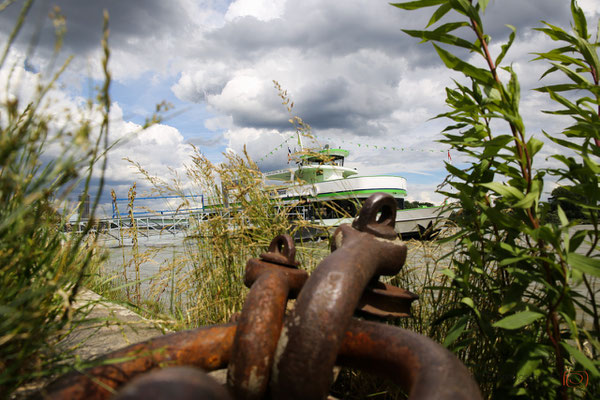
257,133 -> 298,162
334,137 -> 448,156
256,134 -> 452,162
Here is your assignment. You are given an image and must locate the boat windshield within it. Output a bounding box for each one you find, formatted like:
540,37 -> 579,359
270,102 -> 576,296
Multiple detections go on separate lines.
331,157 -> 344,167
303,155 -> 344,167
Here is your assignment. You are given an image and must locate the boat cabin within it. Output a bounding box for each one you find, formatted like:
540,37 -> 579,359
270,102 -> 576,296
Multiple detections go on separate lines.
265,148 -> 358,184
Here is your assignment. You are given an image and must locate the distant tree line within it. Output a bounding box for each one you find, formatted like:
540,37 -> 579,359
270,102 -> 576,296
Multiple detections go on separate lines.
545,186 -> 592,223
404,200 -> 434,209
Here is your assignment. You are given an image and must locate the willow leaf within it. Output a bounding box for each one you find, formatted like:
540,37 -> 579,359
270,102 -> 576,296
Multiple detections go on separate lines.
426,2 -> 452,27
433,21 -> 470,34
495,25 -> 516,67
571,0 -> 588,39
390,0 -> 446,10
446,163 -> 469,180
526,137 -> 544,158
537,23 -> 575,44
443,315 -> 469,347
513,191 -> 538,209
546,90 -> 580,114
515,357 -> 541,386
539,65 -> 559,80
533,50 -> 586,68
449,0 -> 482,32
493,311 -> 544,330
480,182 -> 524,200
561,342 -> 600,376
433,43 -> 495,86
477,0 -> 490,13
567,253 -> 600,278
506,66 -> 521,112
577,39 -> 600,75
551,62 -> 592,86
402,29 -> 480,52
534,84 -> 582,93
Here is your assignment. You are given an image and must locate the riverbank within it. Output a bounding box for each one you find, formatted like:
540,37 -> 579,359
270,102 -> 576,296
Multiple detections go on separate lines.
13,289 -> 169,399
60,289 -> 170,359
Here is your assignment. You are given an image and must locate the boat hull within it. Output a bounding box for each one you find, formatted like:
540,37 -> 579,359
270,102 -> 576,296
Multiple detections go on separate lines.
274,175 -> 407,201
296,206 -> 449,240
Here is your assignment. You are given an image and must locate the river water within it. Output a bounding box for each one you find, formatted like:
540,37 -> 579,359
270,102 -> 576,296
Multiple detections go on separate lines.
97,225 -> 597,328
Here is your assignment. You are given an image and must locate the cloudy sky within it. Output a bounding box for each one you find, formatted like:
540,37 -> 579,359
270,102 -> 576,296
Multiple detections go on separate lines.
1,0 -> 598,213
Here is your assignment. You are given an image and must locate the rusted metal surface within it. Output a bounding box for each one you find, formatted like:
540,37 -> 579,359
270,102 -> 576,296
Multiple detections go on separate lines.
113,367 -> 233,400
338,318 -> 482,400
271,193 -> 408,400
39,192 -> 482,400
227,235 -> 307,400
243,235 -> 307,299
357,281 -> 419,319
350,192 -> 398,240
257,233 -> 300,268
36,324 -> 236,400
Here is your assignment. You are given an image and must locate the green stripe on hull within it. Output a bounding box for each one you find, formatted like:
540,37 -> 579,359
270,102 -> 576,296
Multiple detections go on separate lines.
203,189 -> 407,209
315,189 -> 407,198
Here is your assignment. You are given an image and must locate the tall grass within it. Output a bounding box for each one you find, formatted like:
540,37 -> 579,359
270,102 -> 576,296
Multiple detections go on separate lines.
123,146 -> 326,327
0,5 -> 111,397
94,80 -> 358,327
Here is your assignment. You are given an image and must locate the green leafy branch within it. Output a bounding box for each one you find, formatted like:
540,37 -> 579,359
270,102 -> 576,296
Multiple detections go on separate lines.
392,1 -> 599,398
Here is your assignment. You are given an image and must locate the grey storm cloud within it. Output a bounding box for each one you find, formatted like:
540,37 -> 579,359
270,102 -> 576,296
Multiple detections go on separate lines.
2,0 -> 571,140
171,0 -> 574,142
481,0 -> 571,38
0,0 -> 583,165
208,69 -> 401,137
228,77 -> 358,131
0,0 -> 586,204
194,0 -> 572,67
0,0 -> 193,55
292,77 -> 397,133
200,2 -> 423,61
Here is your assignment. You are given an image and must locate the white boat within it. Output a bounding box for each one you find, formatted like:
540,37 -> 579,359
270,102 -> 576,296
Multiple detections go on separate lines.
264,146 -> 446,239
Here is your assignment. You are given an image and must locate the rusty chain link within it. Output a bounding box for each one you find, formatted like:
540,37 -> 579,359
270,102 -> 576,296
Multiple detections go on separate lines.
227,234 -> 307,400
36,193 -> 482,400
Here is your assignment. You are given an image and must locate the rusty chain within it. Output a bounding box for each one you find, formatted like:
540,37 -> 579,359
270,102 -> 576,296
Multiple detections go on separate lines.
36,193 -> 482,400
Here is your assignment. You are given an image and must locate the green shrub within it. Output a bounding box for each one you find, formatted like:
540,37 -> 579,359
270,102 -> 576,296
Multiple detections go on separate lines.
392,1 -> 599,398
